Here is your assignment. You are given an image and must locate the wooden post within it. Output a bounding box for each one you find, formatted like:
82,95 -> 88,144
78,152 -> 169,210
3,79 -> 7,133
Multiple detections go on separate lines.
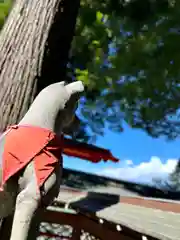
72,227 -> 81,239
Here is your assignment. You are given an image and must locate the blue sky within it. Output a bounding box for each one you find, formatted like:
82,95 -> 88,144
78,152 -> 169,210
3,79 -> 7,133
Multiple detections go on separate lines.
63,123 -> 180,185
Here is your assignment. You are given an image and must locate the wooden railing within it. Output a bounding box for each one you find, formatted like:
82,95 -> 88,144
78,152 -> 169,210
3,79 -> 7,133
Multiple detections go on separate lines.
38,207 -> 158,240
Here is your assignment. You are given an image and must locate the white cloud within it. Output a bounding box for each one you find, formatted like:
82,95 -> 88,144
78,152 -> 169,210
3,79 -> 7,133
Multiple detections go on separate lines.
125,159 -> 133,166
97,156 -> 178,184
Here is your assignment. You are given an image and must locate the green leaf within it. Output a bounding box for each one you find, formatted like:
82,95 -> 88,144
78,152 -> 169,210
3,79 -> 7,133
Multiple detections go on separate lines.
96,11 -> 104,23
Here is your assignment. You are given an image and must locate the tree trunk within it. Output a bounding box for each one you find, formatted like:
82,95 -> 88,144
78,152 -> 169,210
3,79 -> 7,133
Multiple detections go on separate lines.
0,0 -> 80,131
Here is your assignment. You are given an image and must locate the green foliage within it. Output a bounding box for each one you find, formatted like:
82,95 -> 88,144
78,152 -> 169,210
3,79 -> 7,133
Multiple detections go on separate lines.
0,0 -> 12,29
70,0 -> 180,141
168,160 -> 180,192
1,0 -> 180,141
153,160 -> 180,192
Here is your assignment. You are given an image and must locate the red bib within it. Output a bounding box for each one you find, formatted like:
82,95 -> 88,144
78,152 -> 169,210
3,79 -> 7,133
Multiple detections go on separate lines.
0,125 -> 63,190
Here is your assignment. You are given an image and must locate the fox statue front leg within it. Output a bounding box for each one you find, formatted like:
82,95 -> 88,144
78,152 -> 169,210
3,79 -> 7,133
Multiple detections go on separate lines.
10,161 -> 62,240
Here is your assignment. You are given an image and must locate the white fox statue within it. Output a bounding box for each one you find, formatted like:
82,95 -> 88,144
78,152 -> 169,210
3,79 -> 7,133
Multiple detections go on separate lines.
0,80 -> 84,240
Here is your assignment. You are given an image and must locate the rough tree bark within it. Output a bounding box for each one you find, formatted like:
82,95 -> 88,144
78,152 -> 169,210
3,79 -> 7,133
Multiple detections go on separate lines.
0,0 -> 80,131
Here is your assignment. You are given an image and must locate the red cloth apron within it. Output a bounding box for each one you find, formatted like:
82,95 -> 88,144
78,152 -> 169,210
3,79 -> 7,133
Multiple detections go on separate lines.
0,125 -> 63,191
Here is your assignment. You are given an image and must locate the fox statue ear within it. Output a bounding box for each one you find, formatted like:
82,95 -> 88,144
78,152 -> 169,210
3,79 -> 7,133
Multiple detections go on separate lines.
63,81 -> 84,112
65,81 -> 84,96
61,81 -> 84,136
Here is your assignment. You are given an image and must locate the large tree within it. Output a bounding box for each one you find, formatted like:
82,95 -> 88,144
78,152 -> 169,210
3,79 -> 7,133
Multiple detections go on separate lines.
0,0 -> 80,131
1,0 -> 180,142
